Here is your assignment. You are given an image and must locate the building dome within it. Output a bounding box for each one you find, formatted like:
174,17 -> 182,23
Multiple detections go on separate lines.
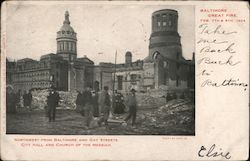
56,11 -> 77,62
57,11 -> 77,40
60,24 -> 75,33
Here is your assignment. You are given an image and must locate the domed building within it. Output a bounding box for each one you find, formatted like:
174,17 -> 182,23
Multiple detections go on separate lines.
10,11 -> 94,92
56,11 -> 77,62
55,11 -> 94,91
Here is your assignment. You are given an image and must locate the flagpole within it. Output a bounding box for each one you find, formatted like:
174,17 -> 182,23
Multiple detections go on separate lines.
111,50 -> 117,116
113,50 -> 117,94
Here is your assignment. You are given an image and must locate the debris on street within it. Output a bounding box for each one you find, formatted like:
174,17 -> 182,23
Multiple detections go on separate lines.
8,89 -> 194,135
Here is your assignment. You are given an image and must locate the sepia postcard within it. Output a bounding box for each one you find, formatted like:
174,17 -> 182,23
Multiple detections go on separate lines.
0,1 -> 249,160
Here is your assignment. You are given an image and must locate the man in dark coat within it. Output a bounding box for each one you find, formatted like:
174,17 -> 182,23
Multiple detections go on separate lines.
76,91 -> 83,112
23,90 -> 32,110
83,86 -> 93,127
165,91 -> 172,103
172,92 -> 177,100
98,86 -> 111,127
7,88 -> 17,113
124,89 -> 137,126
47,87 -> 59,122
23,91 -> 28,108
27,90 -> 32,108
16,90 -> 21,108
92,89 -> 99,117
54,91 -> 60,107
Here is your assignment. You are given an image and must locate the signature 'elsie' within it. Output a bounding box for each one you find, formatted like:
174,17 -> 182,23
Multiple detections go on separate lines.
198,144 -> 231,159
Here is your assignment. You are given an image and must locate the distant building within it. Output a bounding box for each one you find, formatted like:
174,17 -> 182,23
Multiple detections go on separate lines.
12,54 -> 68,91
7,9 -> 194,92
6,59 -> 16,85
93,63 -> 114,91
113,52 -> 144,91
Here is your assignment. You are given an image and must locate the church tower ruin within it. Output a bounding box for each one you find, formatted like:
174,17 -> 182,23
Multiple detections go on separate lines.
149,9 -> 182,61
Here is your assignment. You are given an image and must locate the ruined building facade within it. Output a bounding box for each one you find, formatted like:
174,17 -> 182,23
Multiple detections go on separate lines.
7,9 -> 194,92
113,9 -> 194,91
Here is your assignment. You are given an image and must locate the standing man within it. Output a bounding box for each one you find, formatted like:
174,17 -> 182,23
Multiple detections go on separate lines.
165,91 -> 172,103
6,86 -> 16,113
83,86 -> 93,127
26,90 -> 33,110
172,92 -> 177,100
47,87 -> 58,122
15,89 -> 21,109
23,91 -> 28,108
92,88 -> 99,117
98,86 -> 111,128
75,91 -> 82,113
124,89 -> 137,127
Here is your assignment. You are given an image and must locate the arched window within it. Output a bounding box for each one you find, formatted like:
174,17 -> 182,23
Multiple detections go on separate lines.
162,14 -> 167,26
163,61 -> 169,68
152,51 -> 160,60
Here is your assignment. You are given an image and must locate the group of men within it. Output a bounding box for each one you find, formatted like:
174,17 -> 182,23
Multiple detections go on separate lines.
7,85 -> 138,128
6,88 -> 33,113
75,86 -> 138,128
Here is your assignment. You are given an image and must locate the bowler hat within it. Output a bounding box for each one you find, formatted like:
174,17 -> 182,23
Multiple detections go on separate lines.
130,88 -> 136,93
104,86 -> 109,91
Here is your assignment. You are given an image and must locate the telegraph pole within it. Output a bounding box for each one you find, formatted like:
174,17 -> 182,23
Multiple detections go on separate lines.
111,50 -> 117,115
113,50 -> 117,94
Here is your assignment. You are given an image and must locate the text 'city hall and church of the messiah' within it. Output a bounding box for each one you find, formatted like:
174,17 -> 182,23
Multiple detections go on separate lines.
7,9 -> 195,92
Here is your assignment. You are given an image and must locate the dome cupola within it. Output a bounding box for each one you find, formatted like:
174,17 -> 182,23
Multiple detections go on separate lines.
56,11 -> 77,62
57,11 -> 77,40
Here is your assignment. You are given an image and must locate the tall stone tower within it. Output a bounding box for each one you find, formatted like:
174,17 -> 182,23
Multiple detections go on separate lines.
56,11 -> 77,62
149,9 -> 182,60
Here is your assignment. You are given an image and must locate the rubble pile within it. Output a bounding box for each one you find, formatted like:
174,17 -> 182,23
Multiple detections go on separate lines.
58,91 -> 77,109
31,90 -> 49,110
109,98 -> 194,135
136,93 -> 165,109
133,99 -> 195,134
31,90 -> 77,110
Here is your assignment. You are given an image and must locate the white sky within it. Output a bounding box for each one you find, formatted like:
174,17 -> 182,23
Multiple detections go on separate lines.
5,2 -> 194,64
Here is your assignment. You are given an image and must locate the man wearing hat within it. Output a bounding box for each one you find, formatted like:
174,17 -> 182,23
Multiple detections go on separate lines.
83,86 -> 94,127
47,86 -> 60,122
124,88 -> 137,126
98,86 -> 111,128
